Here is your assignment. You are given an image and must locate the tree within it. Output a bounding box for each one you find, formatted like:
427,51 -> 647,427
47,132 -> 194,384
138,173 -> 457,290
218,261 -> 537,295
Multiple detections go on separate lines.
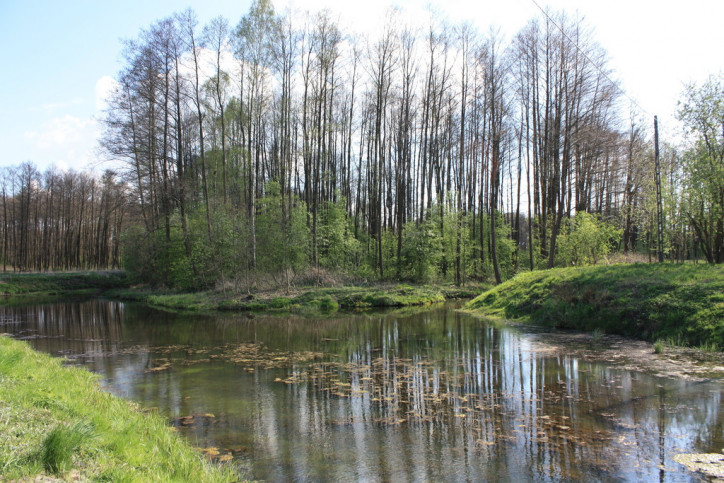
677,75 -> 724,263
234,0 -> 279,270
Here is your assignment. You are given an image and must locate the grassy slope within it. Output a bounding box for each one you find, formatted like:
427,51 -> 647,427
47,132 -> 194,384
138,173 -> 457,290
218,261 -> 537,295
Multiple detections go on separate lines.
466,263 -> 724,349
0,337 -> 236,482
0,271 -> 129,295
107,284 -> 486,313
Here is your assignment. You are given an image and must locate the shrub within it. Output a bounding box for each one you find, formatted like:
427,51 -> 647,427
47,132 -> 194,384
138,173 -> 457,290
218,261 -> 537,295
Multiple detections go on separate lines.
556,212 -> 622,266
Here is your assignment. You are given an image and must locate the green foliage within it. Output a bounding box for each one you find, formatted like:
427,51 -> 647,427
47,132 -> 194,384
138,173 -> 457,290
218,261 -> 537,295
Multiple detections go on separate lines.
122,183 -> 311,290
120,224 -> 161,285
556,212 -> 622,267
256,182 -> 310,277
399,218 -> 442,282
318,196 -> 360,271
653,339 -> 665,354
677,74 -> 724,263
491,212 -> 518,279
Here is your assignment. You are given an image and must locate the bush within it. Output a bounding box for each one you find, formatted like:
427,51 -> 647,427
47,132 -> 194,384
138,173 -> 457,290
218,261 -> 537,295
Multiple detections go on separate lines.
400,219 -> 442,282
556,212 -> 622,266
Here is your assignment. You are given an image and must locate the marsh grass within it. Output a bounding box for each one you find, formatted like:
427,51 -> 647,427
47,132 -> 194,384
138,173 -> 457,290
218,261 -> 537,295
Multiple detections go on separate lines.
110,283 -> 487,314
466,264 -> 724,349
653,340 -> 665,354
0,336 -> 236,481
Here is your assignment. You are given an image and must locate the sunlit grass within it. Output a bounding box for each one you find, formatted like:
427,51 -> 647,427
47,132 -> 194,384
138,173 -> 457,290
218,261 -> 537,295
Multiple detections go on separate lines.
466,263 -> 724,349
0,336 -> 237,481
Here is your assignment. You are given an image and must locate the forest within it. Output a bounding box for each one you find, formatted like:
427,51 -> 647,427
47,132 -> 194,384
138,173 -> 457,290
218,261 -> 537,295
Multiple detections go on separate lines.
1,0 -> 722,290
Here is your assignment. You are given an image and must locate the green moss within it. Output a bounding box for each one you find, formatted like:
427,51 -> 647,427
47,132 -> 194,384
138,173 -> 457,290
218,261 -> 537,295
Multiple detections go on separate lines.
0,336 -> 235,481
466,263 -> 724,349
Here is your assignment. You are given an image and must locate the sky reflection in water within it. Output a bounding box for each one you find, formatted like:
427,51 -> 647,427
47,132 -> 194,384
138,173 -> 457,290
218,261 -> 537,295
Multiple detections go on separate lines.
1,300 -> 722,481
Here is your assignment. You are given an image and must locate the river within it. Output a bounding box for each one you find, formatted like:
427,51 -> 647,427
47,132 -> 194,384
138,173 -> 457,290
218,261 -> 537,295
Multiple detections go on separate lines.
1,298 -> 722,481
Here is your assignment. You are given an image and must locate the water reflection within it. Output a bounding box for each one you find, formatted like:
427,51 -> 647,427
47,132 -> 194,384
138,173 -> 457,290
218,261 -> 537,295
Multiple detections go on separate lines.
1,300 -> 722,481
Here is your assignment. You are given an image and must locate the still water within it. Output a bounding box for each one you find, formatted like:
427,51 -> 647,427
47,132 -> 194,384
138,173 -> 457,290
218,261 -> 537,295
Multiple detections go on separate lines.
1,298 -> 722,481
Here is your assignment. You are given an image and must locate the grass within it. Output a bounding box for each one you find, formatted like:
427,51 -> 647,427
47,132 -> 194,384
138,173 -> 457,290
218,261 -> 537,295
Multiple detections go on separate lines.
0,336 -> 237,482
41,421 -> 95,474
653,339 -> 665,354
0,271 -> 129,296
108,283 -> 489,314
466,263 -> 724,349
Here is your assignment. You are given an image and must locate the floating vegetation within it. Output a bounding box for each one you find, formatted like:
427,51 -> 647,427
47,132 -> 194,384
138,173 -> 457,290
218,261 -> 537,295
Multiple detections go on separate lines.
51,320 -> 719,481
674,452 -> 724,479
195,446 -> 234,463
136,339 -> 707,478
222,342 -> 324,369
144,359 -> 171,373
171,413 -> 219,430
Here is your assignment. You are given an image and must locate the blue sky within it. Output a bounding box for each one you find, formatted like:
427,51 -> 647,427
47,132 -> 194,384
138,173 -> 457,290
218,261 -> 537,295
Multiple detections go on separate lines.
1,0 -> 723,173
0,0 -> 245,172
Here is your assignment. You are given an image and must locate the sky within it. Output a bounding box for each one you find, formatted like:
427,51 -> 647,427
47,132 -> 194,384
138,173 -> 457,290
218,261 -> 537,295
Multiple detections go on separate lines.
1,0 -> 722,173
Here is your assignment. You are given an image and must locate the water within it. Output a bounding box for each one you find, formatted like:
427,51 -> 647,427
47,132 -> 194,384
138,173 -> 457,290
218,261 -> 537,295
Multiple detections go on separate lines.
1,298 -> 722,481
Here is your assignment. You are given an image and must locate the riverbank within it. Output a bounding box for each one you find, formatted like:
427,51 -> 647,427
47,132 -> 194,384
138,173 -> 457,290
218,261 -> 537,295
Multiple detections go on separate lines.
0,271 -> 487,313
0,336 -> 236,481
106,283 -> 486,313
466,263 -> 724,349
0,271 -> 129,296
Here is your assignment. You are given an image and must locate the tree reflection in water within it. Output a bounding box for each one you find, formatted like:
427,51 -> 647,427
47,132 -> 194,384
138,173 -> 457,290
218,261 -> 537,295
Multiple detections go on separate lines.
1,300 -> 722,481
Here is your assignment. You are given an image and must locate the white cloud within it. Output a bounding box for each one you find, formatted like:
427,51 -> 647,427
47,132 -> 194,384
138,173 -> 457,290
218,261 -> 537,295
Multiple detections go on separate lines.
23,115 -> 100,170
95,75 -> 118,112
29,98 -> 85,113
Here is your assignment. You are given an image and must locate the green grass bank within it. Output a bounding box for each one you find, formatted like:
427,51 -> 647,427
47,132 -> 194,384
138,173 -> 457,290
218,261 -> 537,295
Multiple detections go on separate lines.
0,271 -> 129,296
466,263 -> 724,349
0,336 -> 237,482
107,284 -> 486,314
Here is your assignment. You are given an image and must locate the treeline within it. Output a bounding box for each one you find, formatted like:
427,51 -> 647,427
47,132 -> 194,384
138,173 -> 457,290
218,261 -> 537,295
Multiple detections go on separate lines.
0,163 -> 126,271
98,0 -> 717,289
8,1 -> 712,285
